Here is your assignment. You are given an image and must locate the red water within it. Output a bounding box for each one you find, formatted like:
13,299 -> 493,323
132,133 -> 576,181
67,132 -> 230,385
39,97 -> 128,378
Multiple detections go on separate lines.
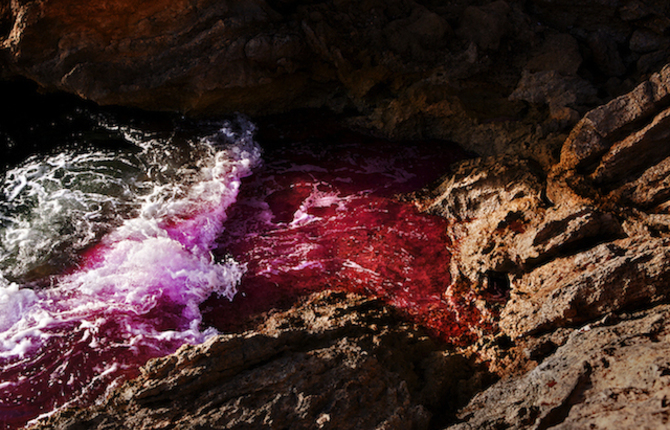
203,125 -> 485,343
1,120 -> 488,430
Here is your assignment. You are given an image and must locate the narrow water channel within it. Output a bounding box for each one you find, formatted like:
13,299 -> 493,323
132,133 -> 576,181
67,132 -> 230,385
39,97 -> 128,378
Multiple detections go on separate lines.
0,87 -> 480,429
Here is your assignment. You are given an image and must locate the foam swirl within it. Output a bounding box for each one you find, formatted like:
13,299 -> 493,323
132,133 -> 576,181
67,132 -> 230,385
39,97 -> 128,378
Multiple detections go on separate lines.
0,117 -> 260,427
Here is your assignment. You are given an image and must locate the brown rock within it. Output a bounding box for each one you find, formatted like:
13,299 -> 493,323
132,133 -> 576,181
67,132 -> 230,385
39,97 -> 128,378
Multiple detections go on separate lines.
420,155 -> 547,289
511,205 -> 623,269
30,292 -> 488,430
629,29 -> 667,53
555,63 -> 670,173
637,48 -> 670,74
448,305 -> 670,429
508,70 -> 596,125
525,33 -> 582,76
501,236 -> 670,338
591,106 -> 670,187
415,62 -> 670,362
7,0 -> 669,159
588,29 -> 626,77
611,157 -> 670,210
619,0 -> 653,22
456,1 -> 511,51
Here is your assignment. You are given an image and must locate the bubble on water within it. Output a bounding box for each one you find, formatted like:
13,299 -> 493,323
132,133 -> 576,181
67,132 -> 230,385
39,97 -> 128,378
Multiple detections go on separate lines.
0,116 -> 261,429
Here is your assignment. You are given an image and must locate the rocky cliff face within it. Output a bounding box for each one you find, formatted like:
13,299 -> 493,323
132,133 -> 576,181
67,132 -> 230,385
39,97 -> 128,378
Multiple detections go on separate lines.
3,0 -> 670,160
420,63 -> 670,428
9,0 -> 670,429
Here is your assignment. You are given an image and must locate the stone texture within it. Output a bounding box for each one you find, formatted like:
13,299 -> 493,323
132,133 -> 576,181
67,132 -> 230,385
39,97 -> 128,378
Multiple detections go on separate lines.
525,33 -> 582,76
508,70 -> 596,125
410,53 -> 670,429
2,0 -> 670,159
415,64 -> 670,342
591,107 -> 670,186
9,1 -> 670,429
419,155 -> 547,291
501,236 -> 670,338
30,292 -> 489,430
456,1 -> 511,51
448,305 -> 670,429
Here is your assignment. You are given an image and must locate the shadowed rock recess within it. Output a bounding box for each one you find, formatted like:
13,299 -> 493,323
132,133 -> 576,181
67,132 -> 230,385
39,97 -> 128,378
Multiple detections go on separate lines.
6,0 -> 670,429
2,0 -> 670,159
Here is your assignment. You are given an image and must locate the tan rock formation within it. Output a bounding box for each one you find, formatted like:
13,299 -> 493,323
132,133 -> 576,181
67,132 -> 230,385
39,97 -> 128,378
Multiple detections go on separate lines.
451,305 -> 670,429
414,62 -> 670,428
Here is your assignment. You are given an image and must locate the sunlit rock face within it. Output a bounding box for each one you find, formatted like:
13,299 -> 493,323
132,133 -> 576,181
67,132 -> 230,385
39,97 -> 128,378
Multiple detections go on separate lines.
419,64 -> 670,347
3,0 -> 670,158
416,63 -> 670,428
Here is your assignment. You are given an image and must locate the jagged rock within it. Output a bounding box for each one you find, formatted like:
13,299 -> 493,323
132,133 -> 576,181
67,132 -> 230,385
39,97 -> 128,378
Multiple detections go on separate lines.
502,236 -> 670,338
8,2 -> 670,429
555,64 -> 670,173
30,292 -> 489,430
2,0 -> 670,158
448,304 -> 670,429
419,155 -> 546,290
510,205 -> 623,269
611,156 -> 670,210
419,61 -> 670,351
591,107 -> 670,186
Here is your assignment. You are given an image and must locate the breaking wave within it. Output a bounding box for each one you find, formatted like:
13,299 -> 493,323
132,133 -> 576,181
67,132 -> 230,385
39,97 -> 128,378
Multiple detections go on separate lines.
0,116 -> 260,428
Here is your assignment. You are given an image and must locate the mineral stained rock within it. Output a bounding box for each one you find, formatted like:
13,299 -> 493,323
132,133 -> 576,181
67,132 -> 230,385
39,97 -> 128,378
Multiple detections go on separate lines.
29,292 -> 489,430
3,0 -> 670,159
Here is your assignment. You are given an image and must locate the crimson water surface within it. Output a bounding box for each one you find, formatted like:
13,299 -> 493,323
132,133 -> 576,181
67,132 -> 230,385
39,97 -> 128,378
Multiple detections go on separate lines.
204,123 -> 484,341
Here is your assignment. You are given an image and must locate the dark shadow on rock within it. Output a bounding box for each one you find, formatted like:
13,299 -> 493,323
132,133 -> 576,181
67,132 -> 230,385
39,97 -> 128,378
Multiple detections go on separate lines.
31,291 -> 496,430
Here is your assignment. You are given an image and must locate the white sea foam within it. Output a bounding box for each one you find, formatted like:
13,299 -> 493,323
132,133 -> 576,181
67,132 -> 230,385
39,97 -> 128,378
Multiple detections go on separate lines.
0,117 -> 261,411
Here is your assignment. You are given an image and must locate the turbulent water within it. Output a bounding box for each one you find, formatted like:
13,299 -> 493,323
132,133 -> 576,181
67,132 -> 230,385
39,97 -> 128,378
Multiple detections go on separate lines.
0,113 -> 262,428
0,96 -> 478,429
